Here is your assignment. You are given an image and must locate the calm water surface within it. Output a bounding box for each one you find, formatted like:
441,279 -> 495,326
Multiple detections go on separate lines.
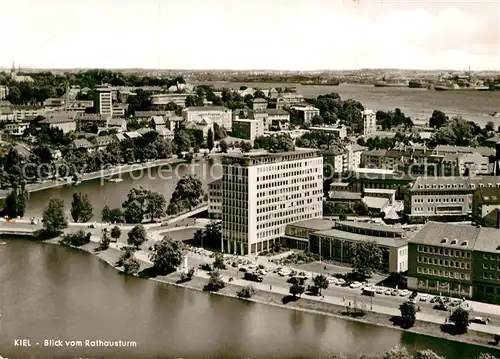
1,239 -> 499,359
24,159 -> 222,218
202,82 -> 500,127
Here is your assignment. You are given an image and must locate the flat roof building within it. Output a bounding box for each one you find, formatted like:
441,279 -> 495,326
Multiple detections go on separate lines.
219,149 -> 323,255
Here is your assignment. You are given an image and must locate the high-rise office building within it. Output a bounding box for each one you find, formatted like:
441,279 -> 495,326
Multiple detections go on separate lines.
96,87 -> 113,116
219,149 -> 323,255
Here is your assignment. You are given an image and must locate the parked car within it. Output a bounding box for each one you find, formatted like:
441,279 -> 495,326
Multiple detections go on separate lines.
238,267 -> 247,273
470,317 -> 488,325
384,288 -> 392,295
336,278 -> 346,286
350,281 -> 362,289
399,289 -> 410,297
244,272 -> 263,283
328,277 -> 338,285
409,291 -> 418,299
375,287 -> 385,294
391,289 -> 398,296
419,294 -> 429,302
433,303 -> 448,311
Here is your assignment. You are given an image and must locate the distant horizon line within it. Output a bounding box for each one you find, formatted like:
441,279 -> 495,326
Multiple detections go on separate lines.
2,66 -> 500,73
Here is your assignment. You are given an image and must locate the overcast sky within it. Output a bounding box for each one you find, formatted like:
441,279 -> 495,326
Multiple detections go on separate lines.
1,0 -> 499,70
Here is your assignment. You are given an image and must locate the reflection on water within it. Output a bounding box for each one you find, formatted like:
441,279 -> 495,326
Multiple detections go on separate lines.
0,239 -> 498,359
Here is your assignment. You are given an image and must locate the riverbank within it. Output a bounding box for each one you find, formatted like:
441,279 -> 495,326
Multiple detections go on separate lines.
0,157 -> 185,199
42,238 -> 499,352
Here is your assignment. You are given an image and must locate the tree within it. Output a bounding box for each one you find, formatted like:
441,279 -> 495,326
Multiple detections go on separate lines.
289,282 -> 305,297
449,307 -> 470,334
213,253 -> 226,269
204,270 -> 225,292
207,128 -> 214,152
313,275 -> 329,295
70,192 -> 93,223
127,225 -> 147,249
98,230 -> 111,251
42,198 -> 68,234
485,121 -> 495,133
382,346 -> 411,359
350,241 -> 383,278
101,205 -> 124,223
61,230 -> 91,247
241,142 -> 253,152
399,301 -> 417,328
237,285 -> 256,299
146,191 -> 166,222
429,110 -> 448,128
150,237 -> 185,275
122,256 -> 140,275
110,225 -> 121,240
4,187 -> 27,218
122,186 -> 150,223
414,350 -> 445,359
166,175 -> 204,215
219,140 -> 228,153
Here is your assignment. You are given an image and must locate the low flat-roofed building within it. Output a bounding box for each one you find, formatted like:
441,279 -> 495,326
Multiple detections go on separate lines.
309,221 -> 409,273
151,93 -> 188,107
39,115 -> 76,134
363,188 -> 396,204
283,218 -> 336,251
328,191 -> 362,204
4,122 -> 29,136
309,126 -> 347,139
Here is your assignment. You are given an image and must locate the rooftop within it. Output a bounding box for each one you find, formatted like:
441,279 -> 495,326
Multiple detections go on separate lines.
329,192 -> 362,200
266,108 -> 289,116
475,187 -> 500,204
183,106 -> 229,112
354,168 -> 395,175
222,148 -> 320,161
288,218 -> 336,231
313,228 -> 407,248
410,176 -> 469,191
473,227 -> 500,253
363,197 -> 390,210
335,220 -> 405,235
409,222 -> 479,250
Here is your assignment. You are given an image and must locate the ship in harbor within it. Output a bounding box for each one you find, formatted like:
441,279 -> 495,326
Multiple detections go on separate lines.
373,77 -> 408,88
408,80 -> 425,88
434,83 -> 490,91
432,67 -> 489,91
300,80 -> 340,86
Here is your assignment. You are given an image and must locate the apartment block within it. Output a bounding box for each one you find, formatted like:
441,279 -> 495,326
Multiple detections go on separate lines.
219,149 -> 323,255
182,106 -> 232,131
232,119 -> 264,141
361,109 -> 377,135
151,93 -> 189,107
472,187 -> 500,227
266,108 -> 290,130
290,105 -> 320,122
405,176 -> 500,223
408,221 -> 500,304
323,143 -> 366,173
252,98 -> 268,111
96,87 -> 113,116
4,122 -> 29,136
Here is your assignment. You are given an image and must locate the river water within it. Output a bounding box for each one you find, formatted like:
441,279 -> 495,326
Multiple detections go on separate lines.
202,82 -> 500,127
4,156 -> 500,359
24,158 -> 223,219
1,239 -> 498,359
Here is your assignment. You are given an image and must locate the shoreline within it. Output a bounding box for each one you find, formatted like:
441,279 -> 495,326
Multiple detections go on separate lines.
0,157 -> 185,199
41,238 -> 499,353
